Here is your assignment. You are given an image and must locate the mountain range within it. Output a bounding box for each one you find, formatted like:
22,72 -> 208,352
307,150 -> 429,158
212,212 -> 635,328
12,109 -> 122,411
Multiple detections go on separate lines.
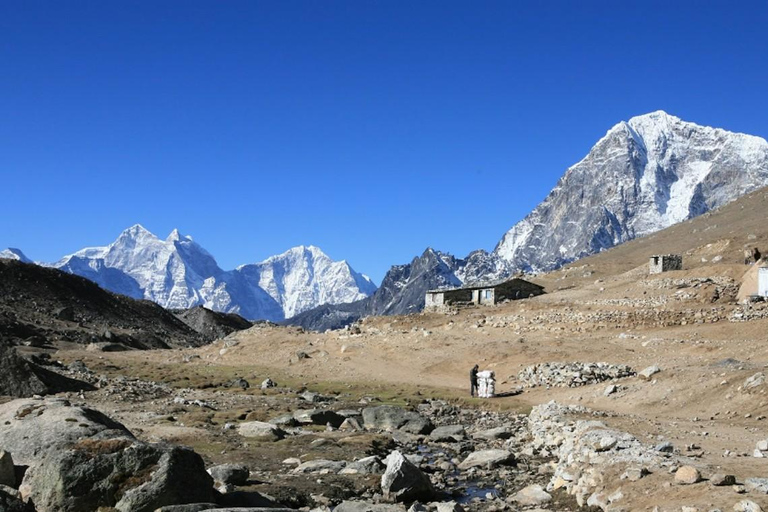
2,227 -> 376,322
4,111 -> 767,329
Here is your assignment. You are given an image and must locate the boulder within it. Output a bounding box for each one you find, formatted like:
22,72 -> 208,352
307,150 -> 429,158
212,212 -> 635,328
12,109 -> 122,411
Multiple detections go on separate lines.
237,421 -> 285,441
201,508 -> 295,512
744,373 -> 765,390
230,378 -> 249,390
340,456 -> 385,475
293,409 -> 345,428
0,398 -> 215,512
674,466 -> 701,485
734,501 -> 764,512
710,473 -> 736,486
511,484 -> 552,506
745,477 -> 768,494
363,406 -> 434,435
339,417 -> 363,432
457,449 -> 515,470
269,413 -> 300,427
0,451 -> 15,487
638,365 -> 661,381
381,451 -> 434,503
207,464 -> 250,486
20,436 -> 214,512
471,426 -> 513,441
0,398 -> 132,466
429,425 -> 466,443
292,459 -> 347,474
299,391 -> 330,403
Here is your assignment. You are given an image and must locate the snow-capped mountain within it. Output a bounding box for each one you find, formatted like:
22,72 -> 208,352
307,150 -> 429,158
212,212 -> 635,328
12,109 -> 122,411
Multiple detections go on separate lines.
0,248 -> 32,263
494,111 -> 768,271
38,225 -> 376,321
236,245 -> 376,319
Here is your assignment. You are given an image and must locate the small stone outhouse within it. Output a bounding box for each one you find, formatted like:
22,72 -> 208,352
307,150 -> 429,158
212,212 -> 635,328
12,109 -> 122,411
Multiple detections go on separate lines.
649,254 -> 682,274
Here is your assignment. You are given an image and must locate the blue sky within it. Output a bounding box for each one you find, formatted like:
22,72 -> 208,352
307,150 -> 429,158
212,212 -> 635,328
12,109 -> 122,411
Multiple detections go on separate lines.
1,1 -> 766,283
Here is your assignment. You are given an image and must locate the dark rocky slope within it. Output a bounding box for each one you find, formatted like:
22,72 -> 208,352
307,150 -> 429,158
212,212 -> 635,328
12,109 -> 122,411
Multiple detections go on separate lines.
0,259 -> 205,349
172,305 -> 253,342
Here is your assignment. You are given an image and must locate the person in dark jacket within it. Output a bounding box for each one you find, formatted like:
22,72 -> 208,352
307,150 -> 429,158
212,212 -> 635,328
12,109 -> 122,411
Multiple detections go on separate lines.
470,364 -> 479,397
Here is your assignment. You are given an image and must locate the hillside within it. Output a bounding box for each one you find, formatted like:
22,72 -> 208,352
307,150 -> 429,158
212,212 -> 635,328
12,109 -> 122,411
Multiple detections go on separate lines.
0,259 -> 206,349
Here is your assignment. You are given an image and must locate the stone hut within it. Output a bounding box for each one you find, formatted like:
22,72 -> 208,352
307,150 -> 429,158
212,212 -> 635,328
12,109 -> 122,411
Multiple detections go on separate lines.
649,254 -> 682,274
738,262 -> 768,301
425,277 -> 545,309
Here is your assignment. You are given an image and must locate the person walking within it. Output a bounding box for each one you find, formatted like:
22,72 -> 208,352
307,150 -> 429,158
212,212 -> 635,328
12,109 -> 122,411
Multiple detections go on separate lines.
470,364 -> 479,397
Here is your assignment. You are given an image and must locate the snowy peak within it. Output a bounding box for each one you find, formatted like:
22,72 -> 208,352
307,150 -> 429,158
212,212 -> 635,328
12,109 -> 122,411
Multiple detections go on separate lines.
45,226 -> 376,322
118,223 -> 157,243
0,248 -> 32,263
494,111 -> 768,272
166,228 -> 192,242
236,244 -> 376,318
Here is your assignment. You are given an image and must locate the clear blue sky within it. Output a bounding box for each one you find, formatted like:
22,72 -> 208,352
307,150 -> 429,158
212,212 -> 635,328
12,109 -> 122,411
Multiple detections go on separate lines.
1,1 -> 766,283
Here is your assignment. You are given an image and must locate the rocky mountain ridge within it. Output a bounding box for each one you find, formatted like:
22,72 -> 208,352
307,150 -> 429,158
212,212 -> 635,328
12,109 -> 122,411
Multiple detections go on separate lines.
493,110 -> 768,272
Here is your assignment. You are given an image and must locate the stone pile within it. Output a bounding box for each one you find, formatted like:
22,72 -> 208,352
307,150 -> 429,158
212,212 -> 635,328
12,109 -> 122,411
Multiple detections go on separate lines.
525,401 -> 680,508
518,362 -> 634,388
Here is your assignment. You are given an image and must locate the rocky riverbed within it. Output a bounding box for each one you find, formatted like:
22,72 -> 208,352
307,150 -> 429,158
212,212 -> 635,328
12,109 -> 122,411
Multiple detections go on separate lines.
3,353 -> 767,512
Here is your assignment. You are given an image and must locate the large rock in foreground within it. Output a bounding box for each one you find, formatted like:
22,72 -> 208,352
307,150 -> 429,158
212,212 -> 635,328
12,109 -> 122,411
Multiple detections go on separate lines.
381,450 -> 434,503
22,438 -> 215,512
0,398 -> 215,512
0,398 -> 131,466
363,406 -> 434,435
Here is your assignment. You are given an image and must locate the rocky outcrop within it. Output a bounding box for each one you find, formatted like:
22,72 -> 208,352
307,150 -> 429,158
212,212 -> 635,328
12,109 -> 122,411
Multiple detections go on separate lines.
237,421 -> 286,441
363,405 -> 434,435
0,398 -> 215,512
22,438 -> 214,512
0,345 -> 94,398
0,398 -> 131,466
172,306 -> 253,342
207,464 -> 250,486
381,451 -> 434,503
